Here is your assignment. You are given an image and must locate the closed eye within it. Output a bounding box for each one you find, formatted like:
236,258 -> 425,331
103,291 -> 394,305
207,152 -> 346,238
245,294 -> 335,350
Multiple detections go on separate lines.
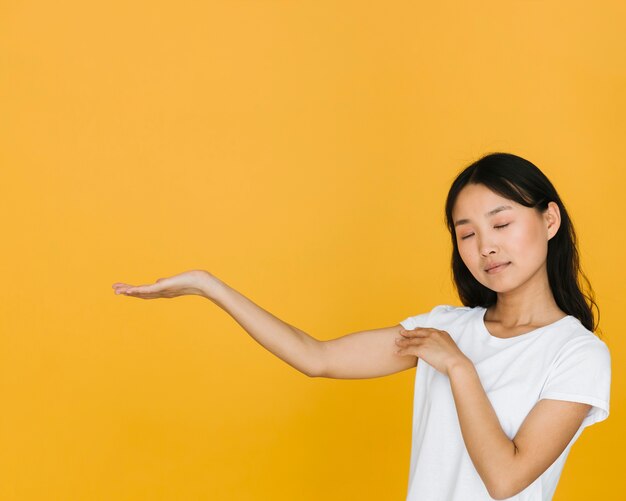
460,223 -> 510,240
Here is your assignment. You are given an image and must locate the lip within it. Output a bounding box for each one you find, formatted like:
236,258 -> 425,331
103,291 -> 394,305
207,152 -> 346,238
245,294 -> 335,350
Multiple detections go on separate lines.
485,262 -> 511,273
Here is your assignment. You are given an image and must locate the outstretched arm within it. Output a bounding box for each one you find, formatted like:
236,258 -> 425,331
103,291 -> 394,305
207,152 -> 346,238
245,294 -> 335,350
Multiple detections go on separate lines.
114,270 -> 323,377
113,269 -> 417,379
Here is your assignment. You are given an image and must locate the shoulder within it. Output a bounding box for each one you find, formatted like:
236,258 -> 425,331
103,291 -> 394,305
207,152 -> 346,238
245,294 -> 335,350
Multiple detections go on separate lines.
540,320 -> 612,428
430,303 -> 480,323
551,313 -> 609,350
552,321 -> 611,363
560,317 -> 610,357
399,303 -> 479,330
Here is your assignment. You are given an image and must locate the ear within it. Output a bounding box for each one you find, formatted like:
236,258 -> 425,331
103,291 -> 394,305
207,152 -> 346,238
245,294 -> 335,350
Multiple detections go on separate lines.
545,201 -> 561,240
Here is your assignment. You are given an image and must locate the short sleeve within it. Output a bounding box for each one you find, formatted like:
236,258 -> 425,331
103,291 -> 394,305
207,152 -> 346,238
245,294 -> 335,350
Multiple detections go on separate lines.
399,304 -> 448,330
539,336 -> 612,429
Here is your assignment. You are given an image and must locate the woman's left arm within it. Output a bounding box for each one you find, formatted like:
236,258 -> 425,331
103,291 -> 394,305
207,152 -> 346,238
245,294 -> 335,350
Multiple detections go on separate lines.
396,328 -> 591,500
448,360 -> 590,499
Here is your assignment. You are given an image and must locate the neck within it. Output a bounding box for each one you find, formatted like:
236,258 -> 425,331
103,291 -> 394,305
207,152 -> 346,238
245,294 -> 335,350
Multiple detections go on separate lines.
488,265 -> 565,327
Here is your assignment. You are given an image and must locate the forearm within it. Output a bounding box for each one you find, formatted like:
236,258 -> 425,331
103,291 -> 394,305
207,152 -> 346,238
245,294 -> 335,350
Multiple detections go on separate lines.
448,359 -> 517,499
199,274 -> 323,377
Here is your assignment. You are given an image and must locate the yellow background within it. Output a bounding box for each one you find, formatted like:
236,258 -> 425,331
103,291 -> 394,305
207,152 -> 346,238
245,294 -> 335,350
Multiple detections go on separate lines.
1,1 -> 624,499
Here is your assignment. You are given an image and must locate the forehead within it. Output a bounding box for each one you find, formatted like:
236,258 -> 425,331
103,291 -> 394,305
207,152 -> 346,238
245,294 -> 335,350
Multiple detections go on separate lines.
452,184 -> 522,220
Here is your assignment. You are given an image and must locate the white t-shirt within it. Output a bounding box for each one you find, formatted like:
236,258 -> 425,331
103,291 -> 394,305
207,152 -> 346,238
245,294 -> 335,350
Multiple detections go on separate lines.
399,304 -> 611,501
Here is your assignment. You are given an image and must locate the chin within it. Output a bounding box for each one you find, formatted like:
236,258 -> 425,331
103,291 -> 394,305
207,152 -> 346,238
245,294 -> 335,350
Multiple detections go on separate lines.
485,284 -> 513,293
481,277 -> 523,294
474,274 -> 514,293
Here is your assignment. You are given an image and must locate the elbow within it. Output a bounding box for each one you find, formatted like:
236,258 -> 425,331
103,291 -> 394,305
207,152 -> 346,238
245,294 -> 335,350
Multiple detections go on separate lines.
306,364 -> 325,378
486,441 -> 525,499
306,342 -> 326,378
488,485 -> 523,501
487,487 -> 511,501
484,477 -> 506,501
487,476 -> 528,500
486,478 -> 514,501
304,360 -> 324,378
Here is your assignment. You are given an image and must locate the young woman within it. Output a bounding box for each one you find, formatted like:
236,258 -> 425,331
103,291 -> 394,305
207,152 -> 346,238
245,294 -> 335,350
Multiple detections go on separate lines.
112,152 -> 611,500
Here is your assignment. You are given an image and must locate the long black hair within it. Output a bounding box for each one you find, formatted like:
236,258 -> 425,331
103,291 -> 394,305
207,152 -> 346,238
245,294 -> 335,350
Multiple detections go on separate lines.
444,152 -> 601,337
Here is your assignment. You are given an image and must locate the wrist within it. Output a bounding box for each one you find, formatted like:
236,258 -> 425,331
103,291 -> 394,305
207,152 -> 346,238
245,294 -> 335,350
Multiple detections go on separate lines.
448,355 -> 473,378
197,272 -> 227,301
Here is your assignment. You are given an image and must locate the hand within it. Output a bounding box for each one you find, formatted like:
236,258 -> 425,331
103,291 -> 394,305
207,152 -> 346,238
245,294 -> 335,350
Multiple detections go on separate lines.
112,269 -> 213,299
395,327 -> 469,376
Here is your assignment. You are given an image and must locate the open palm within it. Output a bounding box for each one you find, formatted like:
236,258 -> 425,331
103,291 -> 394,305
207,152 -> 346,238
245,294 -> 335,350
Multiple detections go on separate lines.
112,269 -> 210,299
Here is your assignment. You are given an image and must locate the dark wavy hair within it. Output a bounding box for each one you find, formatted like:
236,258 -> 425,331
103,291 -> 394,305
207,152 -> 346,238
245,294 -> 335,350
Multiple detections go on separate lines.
444,152 -> 601,337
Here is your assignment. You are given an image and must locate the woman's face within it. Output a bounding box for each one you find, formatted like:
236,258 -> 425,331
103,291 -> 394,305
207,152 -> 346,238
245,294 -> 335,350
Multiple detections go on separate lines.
451,183 -> 560,293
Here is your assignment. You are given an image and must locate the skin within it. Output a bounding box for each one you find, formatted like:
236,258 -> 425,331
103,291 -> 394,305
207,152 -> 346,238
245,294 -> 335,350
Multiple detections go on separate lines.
396,180 -> 569,372
394,183 -> 591,498
453,182 -> 568,332
113,183 -> 592,498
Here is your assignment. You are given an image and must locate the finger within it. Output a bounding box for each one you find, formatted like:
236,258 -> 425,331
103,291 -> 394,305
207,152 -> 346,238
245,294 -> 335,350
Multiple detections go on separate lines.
122,284 -> 146,294
130,280 -> 169,294
395,347 -> 415,356
127,291 -> 158,298
400,328 -> 428,337
396,337 -> 421,353
126,284 -> 153,294
125,287 -> 155,297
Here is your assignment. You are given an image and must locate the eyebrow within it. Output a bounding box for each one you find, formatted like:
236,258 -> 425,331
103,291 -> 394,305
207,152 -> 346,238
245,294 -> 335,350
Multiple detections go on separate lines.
454,205 -> 513,227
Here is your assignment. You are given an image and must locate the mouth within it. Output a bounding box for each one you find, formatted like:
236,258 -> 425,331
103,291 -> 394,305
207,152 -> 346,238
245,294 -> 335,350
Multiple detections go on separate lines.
485,262 -> 511,273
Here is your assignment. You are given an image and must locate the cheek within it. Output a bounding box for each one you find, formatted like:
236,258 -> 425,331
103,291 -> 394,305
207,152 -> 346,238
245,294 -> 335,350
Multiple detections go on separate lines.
508,225 -> 528,248
509,223 -> 547,261
457,243 -> 478,269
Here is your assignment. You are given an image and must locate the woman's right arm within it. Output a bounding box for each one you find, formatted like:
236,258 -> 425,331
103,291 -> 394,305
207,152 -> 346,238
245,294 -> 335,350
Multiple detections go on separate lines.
316,324 -> 419,379
204,273 -> 419,379
113,270 -> 418,379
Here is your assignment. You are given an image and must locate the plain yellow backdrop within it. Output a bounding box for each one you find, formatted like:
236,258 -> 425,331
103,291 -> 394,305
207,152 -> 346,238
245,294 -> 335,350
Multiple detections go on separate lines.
1,1 -> 624,499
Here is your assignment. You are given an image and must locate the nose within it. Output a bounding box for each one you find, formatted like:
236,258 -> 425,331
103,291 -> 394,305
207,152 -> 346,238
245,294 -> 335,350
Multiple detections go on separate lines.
479,237 -> 499,257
